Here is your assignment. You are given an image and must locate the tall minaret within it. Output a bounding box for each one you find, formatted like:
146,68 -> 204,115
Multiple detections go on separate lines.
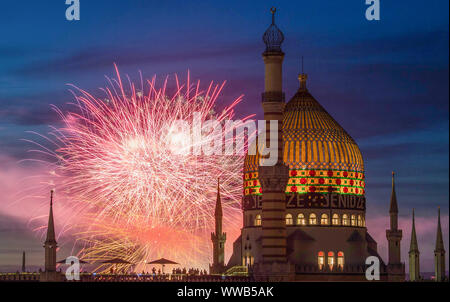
21,251 -> 26,273
408,209 -> 420,281
258,7 -> 290,269
41,190 -> 58,281
386,172 -> 405,281
210,179 -> 226,274
434,207 -> 446,282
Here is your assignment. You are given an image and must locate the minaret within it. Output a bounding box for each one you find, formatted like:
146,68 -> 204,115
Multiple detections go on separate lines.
21,251 -> 26,273
434,207 -> 446,282
408,209 -> 420,281
258,7 -> 290,270
210,179 -> 226,274
386,172 -> 405,281
41,190 -> 59,281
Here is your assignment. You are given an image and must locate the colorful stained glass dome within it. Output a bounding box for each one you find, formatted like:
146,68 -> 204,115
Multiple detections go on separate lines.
244,76 -> 365,196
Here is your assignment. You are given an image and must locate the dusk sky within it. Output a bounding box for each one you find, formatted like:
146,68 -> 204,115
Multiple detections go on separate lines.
0,1 -> 448,273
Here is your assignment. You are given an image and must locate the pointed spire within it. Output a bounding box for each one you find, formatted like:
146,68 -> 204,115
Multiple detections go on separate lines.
410,209 -> 419,252
45,190 -> 56,244
435,207 -> 444,252
389,171 -> 398,213
298,56 -> 308,91
215,178 -> 222,217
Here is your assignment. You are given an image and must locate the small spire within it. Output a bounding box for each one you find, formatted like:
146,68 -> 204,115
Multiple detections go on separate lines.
298,56 -> 308,90
45,190 -> 56,244
410,209 -> 419,252
215,178 -> 222,217
389,171 -> 398,213
435,207 -> 444,252
301,56 -> 304,74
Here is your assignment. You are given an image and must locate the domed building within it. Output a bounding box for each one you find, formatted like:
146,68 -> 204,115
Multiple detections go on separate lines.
221,8 -> 406,281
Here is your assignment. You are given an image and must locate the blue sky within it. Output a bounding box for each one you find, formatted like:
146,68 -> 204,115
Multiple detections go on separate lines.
0,1 -> 448,271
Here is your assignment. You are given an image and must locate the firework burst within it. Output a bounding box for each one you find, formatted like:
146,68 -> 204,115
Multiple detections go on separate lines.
26,66 -> 252,271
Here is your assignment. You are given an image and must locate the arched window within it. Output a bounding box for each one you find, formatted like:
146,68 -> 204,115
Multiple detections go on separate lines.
332,213 -> 340,225
285,213 -> 293,225
328,251 -> 335,270
342,214 -> 349,226
318,251 -> 325,270
321,214 -> 329,225
309,213 -> 317,225
351,214 -> 356,226
248,214 -> 253,227
254,214 -> 261,226
337,252 -> 344,270
297,213 -> 306,225
357,215 -> 362,227
362,216 -> 366,227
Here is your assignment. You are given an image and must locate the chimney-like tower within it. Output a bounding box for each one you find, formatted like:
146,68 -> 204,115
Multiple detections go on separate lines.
408,209 -> 420,281
258,7 -> 290,269
210,179 -> 226,274
386,172 -> 405,281
434,207 -> 446,282
22,251 -> 26,273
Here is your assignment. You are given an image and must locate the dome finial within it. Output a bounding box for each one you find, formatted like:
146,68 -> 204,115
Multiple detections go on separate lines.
263,7 -> 284,53
298,56 -> 308,90
270,7 -> 276,24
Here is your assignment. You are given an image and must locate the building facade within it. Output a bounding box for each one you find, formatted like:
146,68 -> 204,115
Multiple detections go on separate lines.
226,8 -> 397,281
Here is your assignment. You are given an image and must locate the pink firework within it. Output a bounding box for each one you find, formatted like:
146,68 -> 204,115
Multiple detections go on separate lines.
27,66 -> 252,271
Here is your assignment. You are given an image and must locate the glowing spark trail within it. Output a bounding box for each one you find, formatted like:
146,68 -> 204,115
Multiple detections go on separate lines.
27,66 -> 252,272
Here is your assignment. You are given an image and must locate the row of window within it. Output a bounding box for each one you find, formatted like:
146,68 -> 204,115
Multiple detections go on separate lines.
253,213 -> 365,227
318,251 -> 344,270
242,251 -> 345,270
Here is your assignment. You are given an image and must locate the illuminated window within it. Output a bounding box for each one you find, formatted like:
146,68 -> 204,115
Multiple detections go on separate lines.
318,251 -> 325,270
297,213 -> 306,225
362,216 -> 365,227
337,252 -> 344,270
309,213 -> 317,225
254,214 -> 261,226
321,214 -> 329,225
243,254 -> 254,266
351,214 -> 356,226
328,251 -> 335,270
357,215 -> 362,227
342,214 -> 349,226
285,213 -> 293,225
332,214 -> 340,225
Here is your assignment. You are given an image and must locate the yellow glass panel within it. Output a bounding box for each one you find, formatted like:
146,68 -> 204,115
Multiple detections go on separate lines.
289,141 -> 294,163
313,141 -> 318,162
318,141 -> 324,163
323,140 -> 329,163
338,142 -> 345,163
328,141 -> 335,162
307,141 -> 312,162
283,141 -> 289,163
333,142 -> 340,163
301,141 -> 306,163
